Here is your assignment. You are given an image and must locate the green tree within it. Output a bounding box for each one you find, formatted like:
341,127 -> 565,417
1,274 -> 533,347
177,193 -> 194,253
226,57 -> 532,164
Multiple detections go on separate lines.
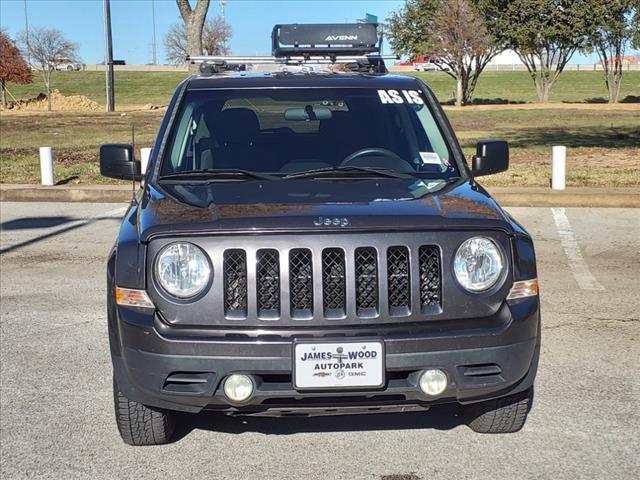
586,1 -> 636,103
387,0 -> 502,106
481,0 -> 593,102
631,1 -> 640,49
387,0 -> 436,61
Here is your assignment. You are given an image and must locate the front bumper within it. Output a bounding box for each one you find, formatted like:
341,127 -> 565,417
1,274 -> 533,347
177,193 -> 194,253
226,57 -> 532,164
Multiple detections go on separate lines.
111,298 -> 540,414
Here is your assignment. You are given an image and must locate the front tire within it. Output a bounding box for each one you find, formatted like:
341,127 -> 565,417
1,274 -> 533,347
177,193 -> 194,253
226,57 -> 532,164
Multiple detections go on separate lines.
465,388 -> 533,434
113,378 -> 176,445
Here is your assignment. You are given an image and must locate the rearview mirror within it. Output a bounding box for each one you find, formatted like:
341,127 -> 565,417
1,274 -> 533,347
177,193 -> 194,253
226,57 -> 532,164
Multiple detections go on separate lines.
285,106 -> 332,121
471,140 -> 509,177
99,144 -> 142,181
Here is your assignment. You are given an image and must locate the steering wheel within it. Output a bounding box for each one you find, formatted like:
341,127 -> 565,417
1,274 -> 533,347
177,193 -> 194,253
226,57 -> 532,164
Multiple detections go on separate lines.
341,147 -> 414,172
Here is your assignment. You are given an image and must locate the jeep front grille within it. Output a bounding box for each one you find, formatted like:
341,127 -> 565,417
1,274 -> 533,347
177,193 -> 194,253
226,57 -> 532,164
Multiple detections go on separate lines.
221,244 -> 441,321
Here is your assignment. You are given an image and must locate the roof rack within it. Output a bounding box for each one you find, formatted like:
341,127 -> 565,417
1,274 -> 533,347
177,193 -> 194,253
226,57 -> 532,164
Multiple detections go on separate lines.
188,54 -> 395,74
187,23 -> 396,75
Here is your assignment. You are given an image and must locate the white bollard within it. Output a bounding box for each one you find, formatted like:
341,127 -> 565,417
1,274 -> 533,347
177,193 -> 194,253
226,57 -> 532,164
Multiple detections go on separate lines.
140,147 -> 152,175
39,147 -> 54,186
551,146 -> 566,190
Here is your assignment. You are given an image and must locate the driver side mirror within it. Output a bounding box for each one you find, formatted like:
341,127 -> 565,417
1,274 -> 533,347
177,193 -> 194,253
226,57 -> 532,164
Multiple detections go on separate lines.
99,144 -> 142,181
471,140 -> 509,177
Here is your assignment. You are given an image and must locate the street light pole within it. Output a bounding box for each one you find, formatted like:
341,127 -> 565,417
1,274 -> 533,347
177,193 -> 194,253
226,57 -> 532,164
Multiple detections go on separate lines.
23,0 -> 31,66
151,0 -> 157,65
103,0 -> 115,112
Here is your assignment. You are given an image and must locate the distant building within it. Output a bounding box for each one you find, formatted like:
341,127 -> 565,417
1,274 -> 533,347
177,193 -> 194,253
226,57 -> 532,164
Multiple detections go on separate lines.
609,56 -> 638,65
487,49 -> 526,66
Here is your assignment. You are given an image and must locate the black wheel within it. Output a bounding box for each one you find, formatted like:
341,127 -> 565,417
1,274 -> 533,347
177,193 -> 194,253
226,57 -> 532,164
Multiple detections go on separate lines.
465,388 -> 533,434
113,378 -> 176,446
66,65 -> 73,71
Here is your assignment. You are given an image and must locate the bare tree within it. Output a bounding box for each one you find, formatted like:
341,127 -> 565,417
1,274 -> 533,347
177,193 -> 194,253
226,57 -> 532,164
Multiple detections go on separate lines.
176,0 -> 210,73
428,0 -> 501,106
165,16 -> 231,65
0,30 -> 32,110
18,27 -> 78,111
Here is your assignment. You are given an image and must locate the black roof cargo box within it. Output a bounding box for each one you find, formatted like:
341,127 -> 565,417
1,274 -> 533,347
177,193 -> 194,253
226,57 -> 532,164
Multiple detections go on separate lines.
272,23 -> 379,57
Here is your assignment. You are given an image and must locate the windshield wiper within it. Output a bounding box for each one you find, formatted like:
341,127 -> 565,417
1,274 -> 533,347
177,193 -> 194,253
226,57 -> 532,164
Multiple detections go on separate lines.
283,165 -> 415,180
158,169 -> 277,182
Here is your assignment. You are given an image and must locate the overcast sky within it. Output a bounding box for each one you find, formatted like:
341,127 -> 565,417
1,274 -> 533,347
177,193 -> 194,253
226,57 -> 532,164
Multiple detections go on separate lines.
0,0 -> 599,65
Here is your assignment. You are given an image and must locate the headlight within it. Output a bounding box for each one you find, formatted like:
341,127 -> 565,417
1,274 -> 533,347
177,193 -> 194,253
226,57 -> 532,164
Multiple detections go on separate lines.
453,237 -> 504,292
155,243 -> 211,298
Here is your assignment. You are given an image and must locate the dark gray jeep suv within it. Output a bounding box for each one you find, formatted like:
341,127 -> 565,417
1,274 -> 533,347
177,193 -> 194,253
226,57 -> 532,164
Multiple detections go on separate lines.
101,24 -> 540,445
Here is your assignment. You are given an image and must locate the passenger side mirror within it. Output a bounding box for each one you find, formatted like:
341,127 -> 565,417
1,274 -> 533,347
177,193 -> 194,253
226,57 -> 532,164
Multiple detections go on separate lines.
471,140 -> 509,177
99,144 -> 142,181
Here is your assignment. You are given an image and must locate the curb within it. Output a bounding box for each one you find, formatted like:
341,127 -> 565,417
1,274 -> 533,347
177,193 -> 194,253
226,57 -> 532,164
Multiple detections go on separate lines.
1,184 -> 638,207
1,185 -> 132,203
488,190 -> 640,208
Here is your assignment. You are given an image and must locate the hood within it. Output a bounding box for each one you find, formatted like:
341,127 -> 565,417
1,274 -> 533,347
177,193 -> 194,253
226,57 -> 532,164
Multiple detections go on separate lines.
136,177 -> 512,241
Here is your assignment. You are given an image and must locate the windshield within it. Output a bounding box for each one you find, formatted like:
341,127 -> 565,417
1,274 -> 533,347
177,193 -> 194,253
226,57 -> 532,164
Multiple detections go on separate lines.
160,87 -> 458,179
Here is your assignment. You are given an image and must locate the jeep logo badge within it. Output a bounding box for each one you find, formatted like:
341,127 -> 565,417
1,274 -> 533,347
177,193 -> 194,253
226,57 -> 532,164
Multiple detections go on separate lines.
313,216 -> 350,227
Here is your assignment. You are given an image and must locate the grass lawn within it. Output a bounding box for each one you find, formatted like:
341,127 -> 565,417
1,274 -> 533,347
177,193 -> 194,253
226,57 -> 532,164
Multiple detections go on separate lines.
1,71 -> 638,187
0,111 -> 163,185
1,106 -> 638,187
413,70 -> 640,104
3,70 -> 640,107
449,107 -> 639,187
4,71 -> 186,106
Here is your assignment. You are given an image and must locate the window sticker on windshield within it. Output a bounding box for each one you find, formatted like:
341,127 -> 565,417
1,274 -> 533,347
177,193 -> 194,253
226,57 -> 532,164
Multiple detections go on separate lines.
419,152 -> 442,165
377,90 -> 424,105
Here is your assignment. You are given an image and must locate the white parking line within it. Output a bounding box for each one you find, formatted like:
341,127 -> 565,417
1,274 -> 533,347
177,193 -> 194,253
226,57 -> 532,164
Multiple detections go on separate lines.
551,208 -> 604,291
103,206 -> 128,217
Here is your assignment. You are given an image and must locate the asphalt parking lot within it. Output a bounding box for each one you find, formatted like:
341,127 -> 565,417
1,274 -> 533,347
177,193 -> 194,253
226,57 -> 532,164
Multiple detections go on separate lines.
0,202 -> 638,479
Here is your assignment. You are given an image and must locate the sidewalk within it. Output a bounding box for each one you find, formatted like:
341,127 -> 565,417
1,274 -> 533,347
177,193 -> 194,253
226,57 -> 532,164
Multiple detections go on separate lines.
1,183 -> 638,207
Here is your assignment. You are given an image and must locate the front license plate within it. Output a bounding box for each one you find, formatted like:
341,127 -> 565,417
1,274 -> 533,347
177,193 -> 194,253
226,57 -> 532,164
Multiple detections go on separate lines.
293,340 -> 384,390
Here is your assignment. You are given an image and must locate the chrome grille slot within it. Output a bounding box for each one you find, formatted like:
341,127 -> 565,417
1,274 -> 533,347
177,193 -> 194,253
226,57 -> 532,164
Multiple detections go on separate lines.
419,245 -> 441,312
289,248 -> 313,318
355,247 -> 378,317
322,248 -> 346,318
256,249 -> 280,318
223,249 -> 247,318
387,246 -> 410,316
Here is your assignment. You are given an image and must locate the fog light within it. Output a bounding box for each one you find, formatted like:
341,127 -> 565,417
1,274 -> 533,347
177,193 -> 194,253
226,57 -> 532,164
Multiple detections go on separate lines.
223,374 -> 254,402
419,369 -> 448,396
